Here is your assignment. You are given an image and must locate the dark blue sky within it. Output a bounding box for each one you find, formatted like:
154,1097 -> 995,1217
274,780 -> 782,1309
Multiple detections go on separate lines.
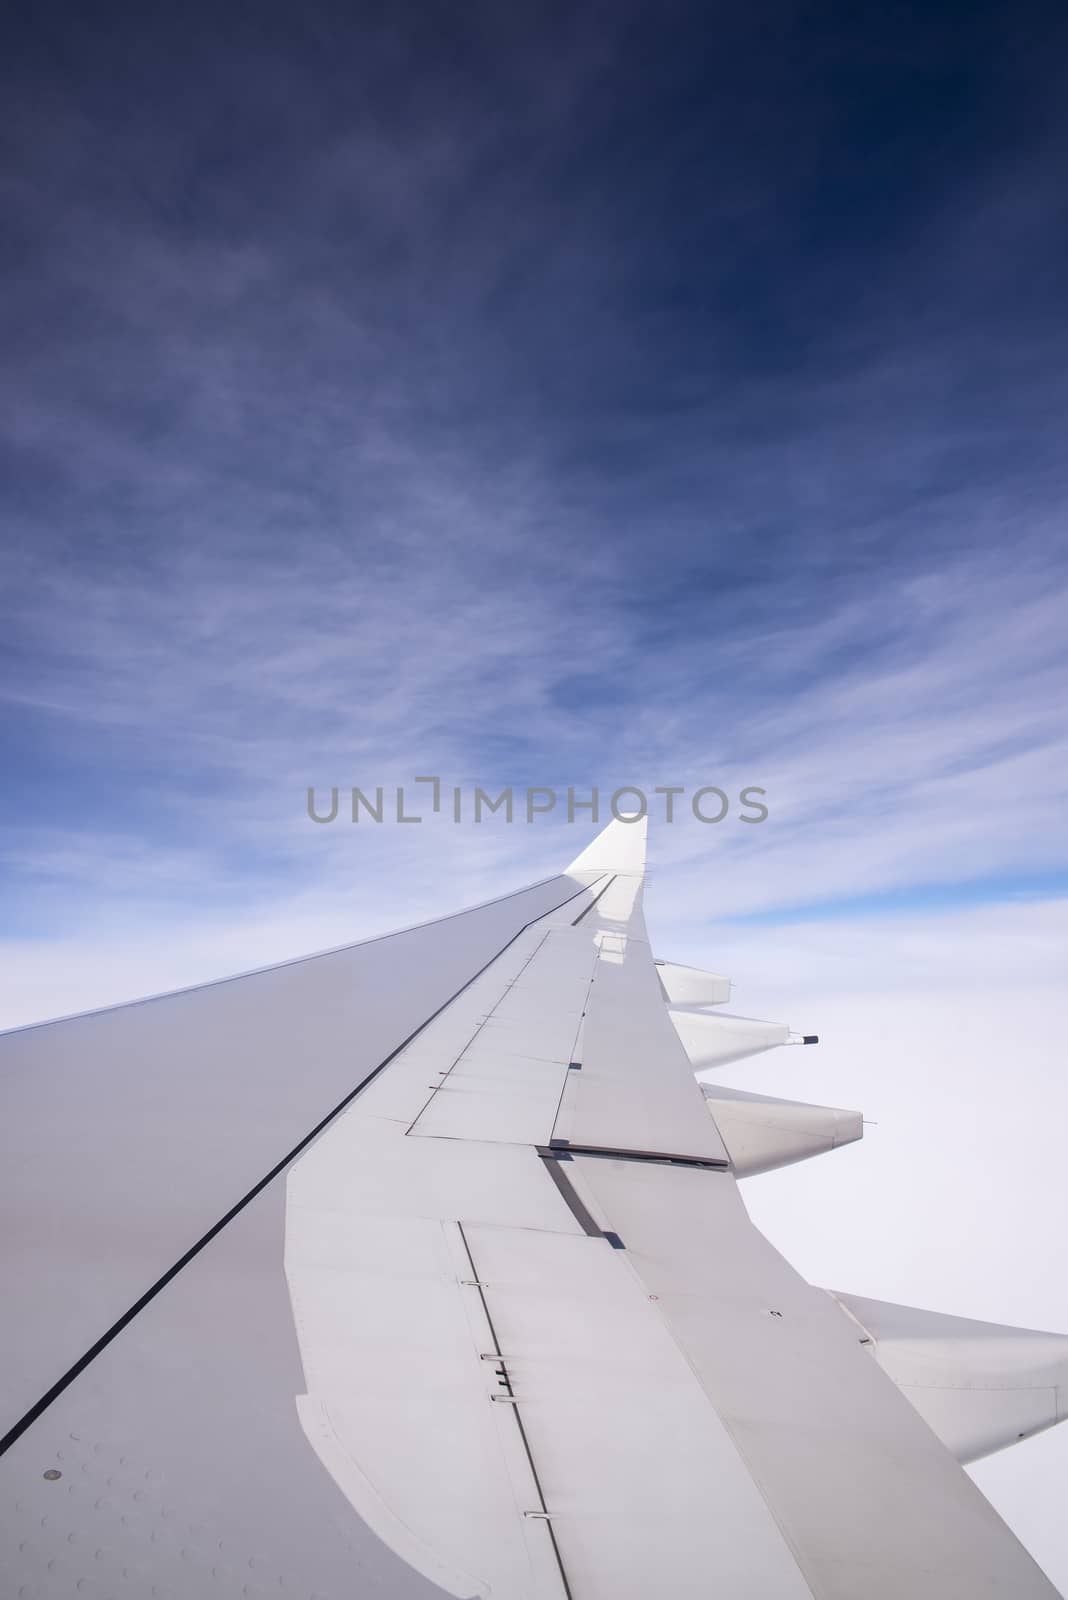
2,0 -> 1067,937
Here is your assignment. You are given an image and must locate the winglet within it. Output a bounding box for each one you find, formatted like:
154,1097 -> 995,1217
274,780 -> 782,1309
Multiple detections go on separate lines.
565,812 -> 647,876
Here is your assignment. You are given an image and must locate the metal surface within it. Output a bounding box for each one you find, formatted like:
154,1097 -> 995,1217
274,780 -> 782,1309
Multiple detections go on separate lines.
830,1291 -> 1068,1465
2,816 -> 1064,1598
1,1180 -> 448,1599
701,1083 -> 863,1177
549,875 -> 729,1166
0,871 -> 593,1444
670,1006 -> 791,1071
569,1153 -> 1059,1599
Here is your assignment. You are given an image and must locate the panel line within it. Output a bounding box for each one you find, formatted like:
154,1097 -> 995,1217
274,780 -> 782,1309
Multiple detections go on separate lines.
456,1223 -> 574,1600
551,1140 -> 729,1171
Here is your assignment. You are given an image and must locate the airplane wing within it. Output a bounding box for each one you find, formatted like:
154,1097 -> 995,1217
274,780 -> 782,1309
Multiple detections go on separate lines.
2,818 -> 1064,1598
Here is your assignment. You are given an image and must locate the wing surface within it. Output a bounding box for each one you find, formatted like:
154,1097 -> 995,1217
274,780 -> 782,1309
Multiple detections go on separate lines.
1,821 -> 1063,1599
0,867 -> 601,1598
829,1290 -> 1068,1464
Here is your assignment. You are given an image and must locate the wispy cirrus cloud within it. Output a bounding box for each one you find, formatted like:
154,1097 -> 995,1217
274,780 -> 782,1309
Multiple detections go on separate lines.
1,0 -> 1066,951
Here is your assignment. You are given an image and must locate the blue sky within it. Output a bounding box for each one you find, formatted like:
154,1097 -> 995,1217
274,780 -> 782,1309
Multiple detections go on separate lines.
2,0 -> 1067,952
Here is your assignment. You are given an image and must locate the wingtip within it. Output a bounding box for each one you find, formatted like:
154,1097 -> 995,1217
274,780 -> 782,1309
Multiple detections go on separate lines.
565,811 -> 648,876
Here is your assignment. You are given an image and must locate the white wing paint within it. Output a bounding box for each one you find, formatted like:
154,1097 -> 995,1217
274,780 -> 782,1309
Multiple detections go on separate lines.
699,1083 -> 863,1177
829,1291 -> 1068,1464
1,817 -> 1065,1598
655,959 -> 732,1006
